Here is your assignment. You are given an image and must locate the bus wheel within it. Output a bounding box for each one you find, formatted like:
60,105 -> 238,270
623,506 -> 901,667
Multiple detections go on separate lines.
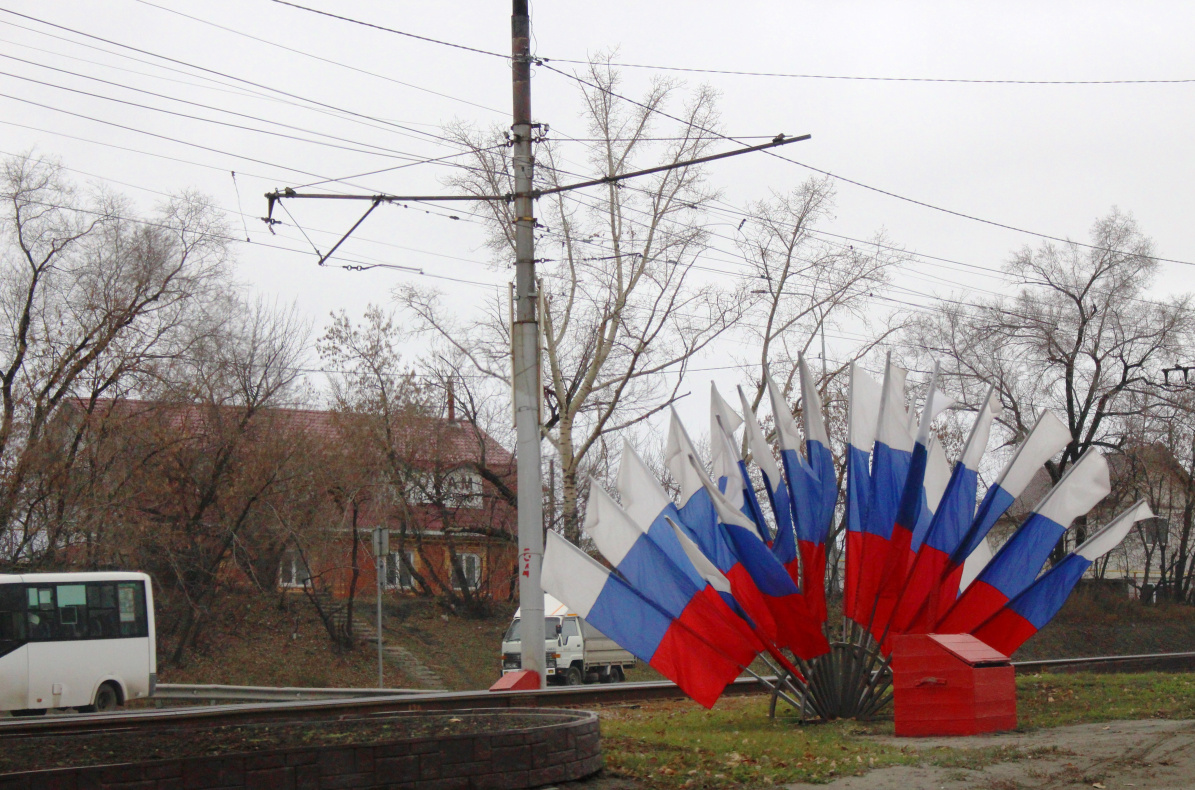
92,683 -> 120,713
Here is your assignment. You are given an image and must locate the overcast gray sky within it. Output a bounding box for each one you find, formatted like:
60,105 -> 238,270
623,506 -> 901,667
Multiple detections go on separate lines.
3,1 -> 1193,427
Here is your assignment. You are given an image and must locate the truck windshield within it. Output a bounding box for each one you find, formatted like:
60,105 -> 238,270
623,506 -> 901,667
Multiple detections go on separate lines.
504,617 -> 562,642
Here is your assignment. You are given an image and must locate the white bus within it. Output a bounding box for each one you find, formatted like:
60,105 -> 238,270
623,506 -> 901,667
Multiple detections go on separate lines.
0,572 -> 156,715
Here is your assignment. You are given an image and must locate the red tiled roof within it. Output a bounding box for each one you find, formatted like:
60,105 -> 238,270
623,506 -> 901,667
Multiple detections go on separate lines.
67,398 -> 513,469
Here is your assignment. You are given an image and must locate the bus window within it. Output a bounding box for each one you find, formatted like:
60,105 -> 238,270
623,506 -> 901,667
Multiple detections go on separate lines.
56,584 -> 88,640
117,582 -> 148,638
26,587 -> 56,641
86,583 -> 120,639
0,585 -> 24,657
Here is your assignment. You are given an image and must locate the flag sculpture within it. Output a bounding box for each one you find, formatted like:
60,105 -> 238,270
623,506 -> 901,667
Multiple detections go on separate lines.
541,353 -> 1150,718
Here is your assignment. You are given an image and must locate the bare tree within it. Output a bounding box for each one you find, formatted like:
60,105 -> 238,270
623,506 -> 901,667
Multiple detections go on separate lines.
736,177 -> 900,408
907,210 -> 1193,555
0,152 -> 231,567
319,308 -> 517,615
400,57 -> 744,542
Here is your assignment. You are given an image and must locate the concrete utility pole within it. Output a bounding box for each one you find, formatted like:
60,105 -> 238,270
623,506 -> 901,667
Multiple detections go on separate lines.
511,0 -> 545,687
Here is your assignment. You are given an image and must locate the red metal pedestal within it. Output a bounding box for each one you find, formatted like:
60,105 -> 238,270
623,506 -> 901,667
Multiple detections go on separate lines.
892,633 -> 1017,736
489,670 -> 540,691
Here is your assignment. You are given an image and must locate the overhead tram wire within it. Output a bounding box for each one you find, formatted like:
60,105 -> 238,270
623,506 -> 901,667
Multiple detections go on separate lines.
264,0 -> 510,60
527,136 -> 1016,291
0,33 -> 292,104
0,91 -> 393,189
536,61 -> 1195,270
539,56 -> 1195,85
0,68 -> 462,163
132,0 -> 507,117
0,16 -> 475,149
7,193 -> 506,290
0,52 -> 502,167
532,147 -> 1181,319
0,8 -> 493,157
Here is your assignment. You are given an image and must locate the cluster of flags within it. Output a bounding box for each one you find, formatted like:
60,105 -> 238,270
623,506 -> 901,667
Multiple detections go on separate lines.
540,353 -> 1150,708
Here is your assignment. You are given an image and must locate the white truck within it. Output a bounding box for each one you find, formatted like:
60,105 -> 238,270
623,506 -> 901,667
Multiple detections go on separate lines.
501,595 -> 635,685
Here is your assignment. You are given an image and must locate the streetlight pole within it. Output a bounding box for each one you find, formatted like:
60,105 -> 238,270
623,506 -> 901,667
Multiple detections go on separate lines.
511,0 -> 545,687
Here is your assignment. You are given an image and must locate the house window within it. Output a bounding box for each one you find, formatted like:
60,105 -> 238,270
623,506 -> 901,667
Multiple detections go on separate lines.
385,551 -> 416,590
279,549 -> 311,588
451,553 -> 481,590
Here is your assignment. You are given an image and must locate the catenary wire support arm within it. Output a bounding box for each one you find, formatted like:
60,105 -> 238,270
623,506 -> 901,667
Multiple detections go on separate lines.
533,133 -> 810,197
263,135 -> 810,212
316,198 -> 381,266
261,136 -> 809,265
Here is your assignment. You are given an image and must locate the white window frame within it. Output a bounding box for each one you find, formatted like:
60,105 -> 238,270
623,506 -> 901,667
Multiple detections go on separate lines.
278,549 -> 311,589
385,550 -> 417,591
450,552 -> 482,591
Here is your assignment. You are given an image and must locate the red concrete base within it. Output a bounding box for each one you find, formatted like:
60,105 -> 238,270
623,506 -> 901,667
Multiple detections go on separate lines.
490,670 -> 540,691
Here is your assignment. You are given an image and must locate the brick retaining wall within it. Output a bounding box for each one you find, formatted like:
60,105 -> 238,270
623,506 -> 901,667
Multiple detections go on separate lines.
0,709 -> 602,790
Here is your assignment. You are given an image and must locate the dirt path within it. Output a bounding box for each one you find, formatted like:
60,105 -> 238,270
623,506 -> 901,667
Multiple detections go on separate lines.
785,718 -> 1195,790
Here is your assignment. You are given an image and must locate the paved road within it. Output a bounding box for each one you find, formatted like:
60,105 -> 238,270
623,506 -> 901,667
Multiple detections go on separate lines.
785,719 -> 1195,790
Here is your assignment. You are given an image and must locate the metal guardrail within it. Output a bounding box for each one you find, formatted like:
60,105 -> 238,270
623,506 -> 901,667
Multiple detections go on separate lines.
5,651 -> 1195,737
1012,650 -> 1195,673
153,684 -> 440,702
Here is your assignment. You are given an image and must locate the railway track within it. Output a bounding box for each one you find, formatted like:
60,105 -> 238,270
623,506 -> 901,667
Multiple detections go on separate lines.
4,650 -> 1195,738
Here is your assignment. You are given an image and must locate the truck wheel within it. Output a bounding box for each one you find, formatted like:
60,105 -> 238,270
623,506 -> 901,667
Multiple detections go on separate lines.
609,666 -> 625,683
564,666 -> 583,686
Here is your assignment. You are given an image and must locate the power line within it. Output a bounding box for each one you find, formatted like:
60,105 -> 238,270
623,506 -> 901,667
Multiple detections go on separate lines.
540,57 -> 1195,86
0,65 -> 446,161
0,90 -> 370,186
0,16 -> 472,148
265,0 -> 509,61
537,61 -> 1195,270
0,8 -> 482,157
0,50 -> 488,166
132,0 -> 507,117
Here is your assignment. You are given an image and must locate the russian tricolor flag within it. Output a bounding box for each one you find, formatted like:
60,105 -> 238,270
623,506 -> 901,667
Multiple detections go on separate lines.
583,484 -> 763,670
852,355 -> 914,629
691,449 -> 830,660
870,364 -> 955,639
764,358 -> 836,623
936,410 -> 1071,611
936,448 -> 1111,635
664,412 -> 782,646
616,440 -> 711,593
711,385 -> 769,540
664,408 -> 733,570
844,362 -> 883,623
890,386 -> 1001,635
739,383 -> 795,577
972,500 -> 1151,655
541,531 -> 746,709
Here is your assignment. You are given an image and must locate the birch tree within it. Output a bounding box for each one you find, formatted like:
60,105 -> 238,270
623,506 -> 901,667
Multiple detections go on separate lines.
399,58 -> 743,542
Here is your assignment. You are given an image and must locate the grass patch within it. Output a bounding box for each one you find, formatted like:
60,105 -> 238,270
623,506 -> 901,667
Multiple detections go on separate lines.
598,672 -> 1195,788
1017,672 -> 1195,727
597,696 -> 1022,788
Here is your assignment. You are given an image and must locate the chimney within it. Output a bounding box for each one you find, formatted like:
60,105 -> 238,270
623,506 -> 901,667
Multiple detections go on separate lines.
447,377 -> 456,422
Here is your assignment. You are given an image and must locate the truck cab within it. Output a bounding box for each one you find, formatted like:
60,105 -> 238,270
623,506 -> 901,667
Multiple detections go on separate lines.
501,595 -> 634,685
